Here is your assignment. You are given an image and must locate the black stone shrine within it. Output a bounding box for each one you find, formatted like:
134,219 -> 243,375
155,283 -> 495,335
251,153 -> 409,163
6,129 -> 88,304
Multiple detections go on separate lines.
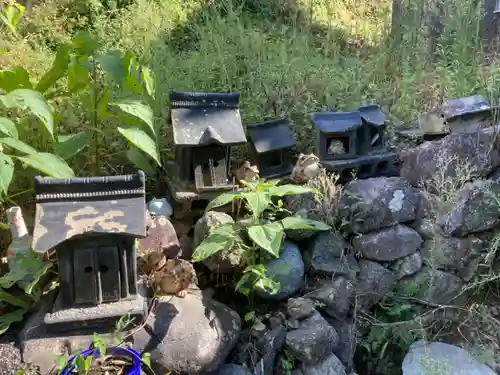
166,91 -> 247,218
312,104 -> 398,182
31,171 -> 147,332
247,118 -> 296,179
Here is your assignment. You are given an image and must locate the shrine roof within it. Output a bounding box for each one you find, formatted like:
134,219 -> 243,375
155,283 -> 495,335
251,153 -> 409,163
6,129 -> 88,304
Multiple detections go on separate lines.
311,110 -> 363,133
247,118 -> 296,153
170,91 -> 247,146
358,104 -> 387,127
31,171 -> 146,253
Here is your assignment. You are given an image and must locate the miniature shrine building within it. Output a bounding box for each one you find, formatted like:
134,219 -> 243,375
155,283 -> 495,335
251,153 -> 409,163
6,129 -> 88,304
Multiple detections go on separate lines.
247,118 -> 296,179
31,171 -> 146,311
312,105 -> 397,181
166,91 -> 247,218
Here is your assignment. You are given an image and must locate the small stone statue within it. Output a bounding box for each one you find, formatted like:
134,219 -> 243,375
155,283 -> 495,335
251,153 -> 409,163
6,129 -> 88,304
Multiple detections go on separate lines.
144,251 -> 198,298
291,153 -> 321,184
234,161 -> 260,182
327,139 -> 346,155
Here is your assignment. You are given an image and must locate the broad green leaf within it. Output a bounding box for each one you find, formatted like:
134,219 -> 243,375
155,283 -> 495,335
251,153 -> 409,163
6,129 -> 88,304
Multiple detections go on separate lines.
254,276 -> 280,295
54,131 -> 91,160
0,137 -> 36,154
71,31 -> 99,56
123,51 -> 143,95
141,67 -> 156,99
0,309 -> 25,335
97,50 -> 125,84
269,184 -> 315,197
0,288 -> 31,309
18,152 -> 75,178
247,222 -> 284,258
242,191 -> 271,218
1,89 -> 54,138
113,100 -> 155,136
125,148 -> 156,176
67,56 -> 90,93
0,67 -> 32,93
191,224 -> 239,262
35,43 -> 72,93
280,216 -> 330,231
117,127 -> 160,166
205,191 -> 243,213
0,117 -> 18,139
0,153 -> 14,196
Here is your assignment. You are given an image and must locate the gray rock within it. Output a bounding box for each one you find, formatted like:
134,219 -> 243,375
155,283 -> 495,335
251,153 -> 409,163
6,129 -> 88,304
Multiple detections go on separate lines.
400,267 -> 468,306
391,251 -> 423,279
285,312 -> 339,364
438,180 -> 500,236
411,218 -> 436,240
302,353 -> 347,375
353,225 -> 422,262
327,317 -> 356,371
421,235 -> 485,281
356,260 -> 396,310
218,364 -> 253,375
0,341 -> 23,375
306,233 -> 358,279
253,326 -> 287,375
193,211 -> 246,273
339,177 -> 418,233
400,127 -> 500,189
402,340 -> 496,375
287,297 -> 316,320
256,241 -> 305,301
307,277 -> 354,319
148,291 -> 241,374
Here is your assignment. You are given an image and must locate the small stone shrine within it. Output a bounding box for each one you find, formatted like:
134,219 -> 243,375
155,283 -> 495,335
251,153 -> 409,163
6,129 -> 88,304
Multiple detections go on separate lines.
166,91 -> 247,218
247,118 -> 296,179
20,172 -> 147,370
399,95 -> 498,144
311,104 -> 398,182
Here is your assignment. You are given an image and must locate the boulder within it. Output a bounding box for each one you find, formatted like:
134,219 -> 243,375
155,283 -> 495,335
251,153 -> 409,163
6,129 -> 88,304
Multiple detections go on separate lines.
356,260 -> 396,310
438,180 -> 500,236
141,214 -> 181,259
391,251 -> 423,279
285,312 -> 339,364
402,340 -> 496,375
400,267 -> 467,305
328,318 -> 356,371
339,177 -> 418,233
421,235 -> 484,281
302,353 -> 347,375
353,225 -> 422,262
306,276 -> 354,320
306,232 -> 358,279
256,241 -> 305,301
400,128 -> 500,188
287,297 -> 317,320
147,290 -> 241,374
193,212 -> 245,272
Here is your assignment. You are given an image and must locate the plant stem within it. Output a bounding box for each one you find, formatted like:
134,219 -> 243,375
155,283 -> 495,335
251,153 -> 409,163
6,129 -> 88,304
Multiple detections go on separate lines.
91,58 -> 100,176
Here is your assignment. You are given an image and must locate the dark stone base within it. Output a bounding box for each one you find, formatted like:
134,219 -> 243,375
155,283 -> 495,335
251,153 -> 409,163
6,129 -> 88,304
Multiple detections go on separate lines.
321,152 -> 399,183
19,290 -> 147,373
44,292 -> 146,333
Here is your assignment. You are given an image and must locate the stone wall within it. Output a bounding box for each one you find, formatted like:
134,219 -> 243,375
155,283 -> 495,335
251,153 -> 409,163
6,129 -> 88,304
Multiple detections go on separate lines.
273,127 -> 500,374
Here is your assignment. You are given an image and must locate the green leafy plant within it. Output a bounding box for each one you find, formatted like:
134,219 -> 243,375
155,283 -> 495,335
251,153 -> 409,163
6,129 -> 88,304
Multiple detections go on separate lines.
191,179 -> 330,296
0,2 -> 24,37
0,30 -> 160,202
0,249 -> 53,334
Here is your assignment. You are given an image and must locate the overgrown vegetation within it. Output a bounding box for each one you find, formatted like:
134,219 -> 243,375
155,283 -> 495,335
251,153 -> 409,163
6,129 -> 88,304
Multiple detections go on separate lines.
192,179 -> 329,296
3,0 -> 500,373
